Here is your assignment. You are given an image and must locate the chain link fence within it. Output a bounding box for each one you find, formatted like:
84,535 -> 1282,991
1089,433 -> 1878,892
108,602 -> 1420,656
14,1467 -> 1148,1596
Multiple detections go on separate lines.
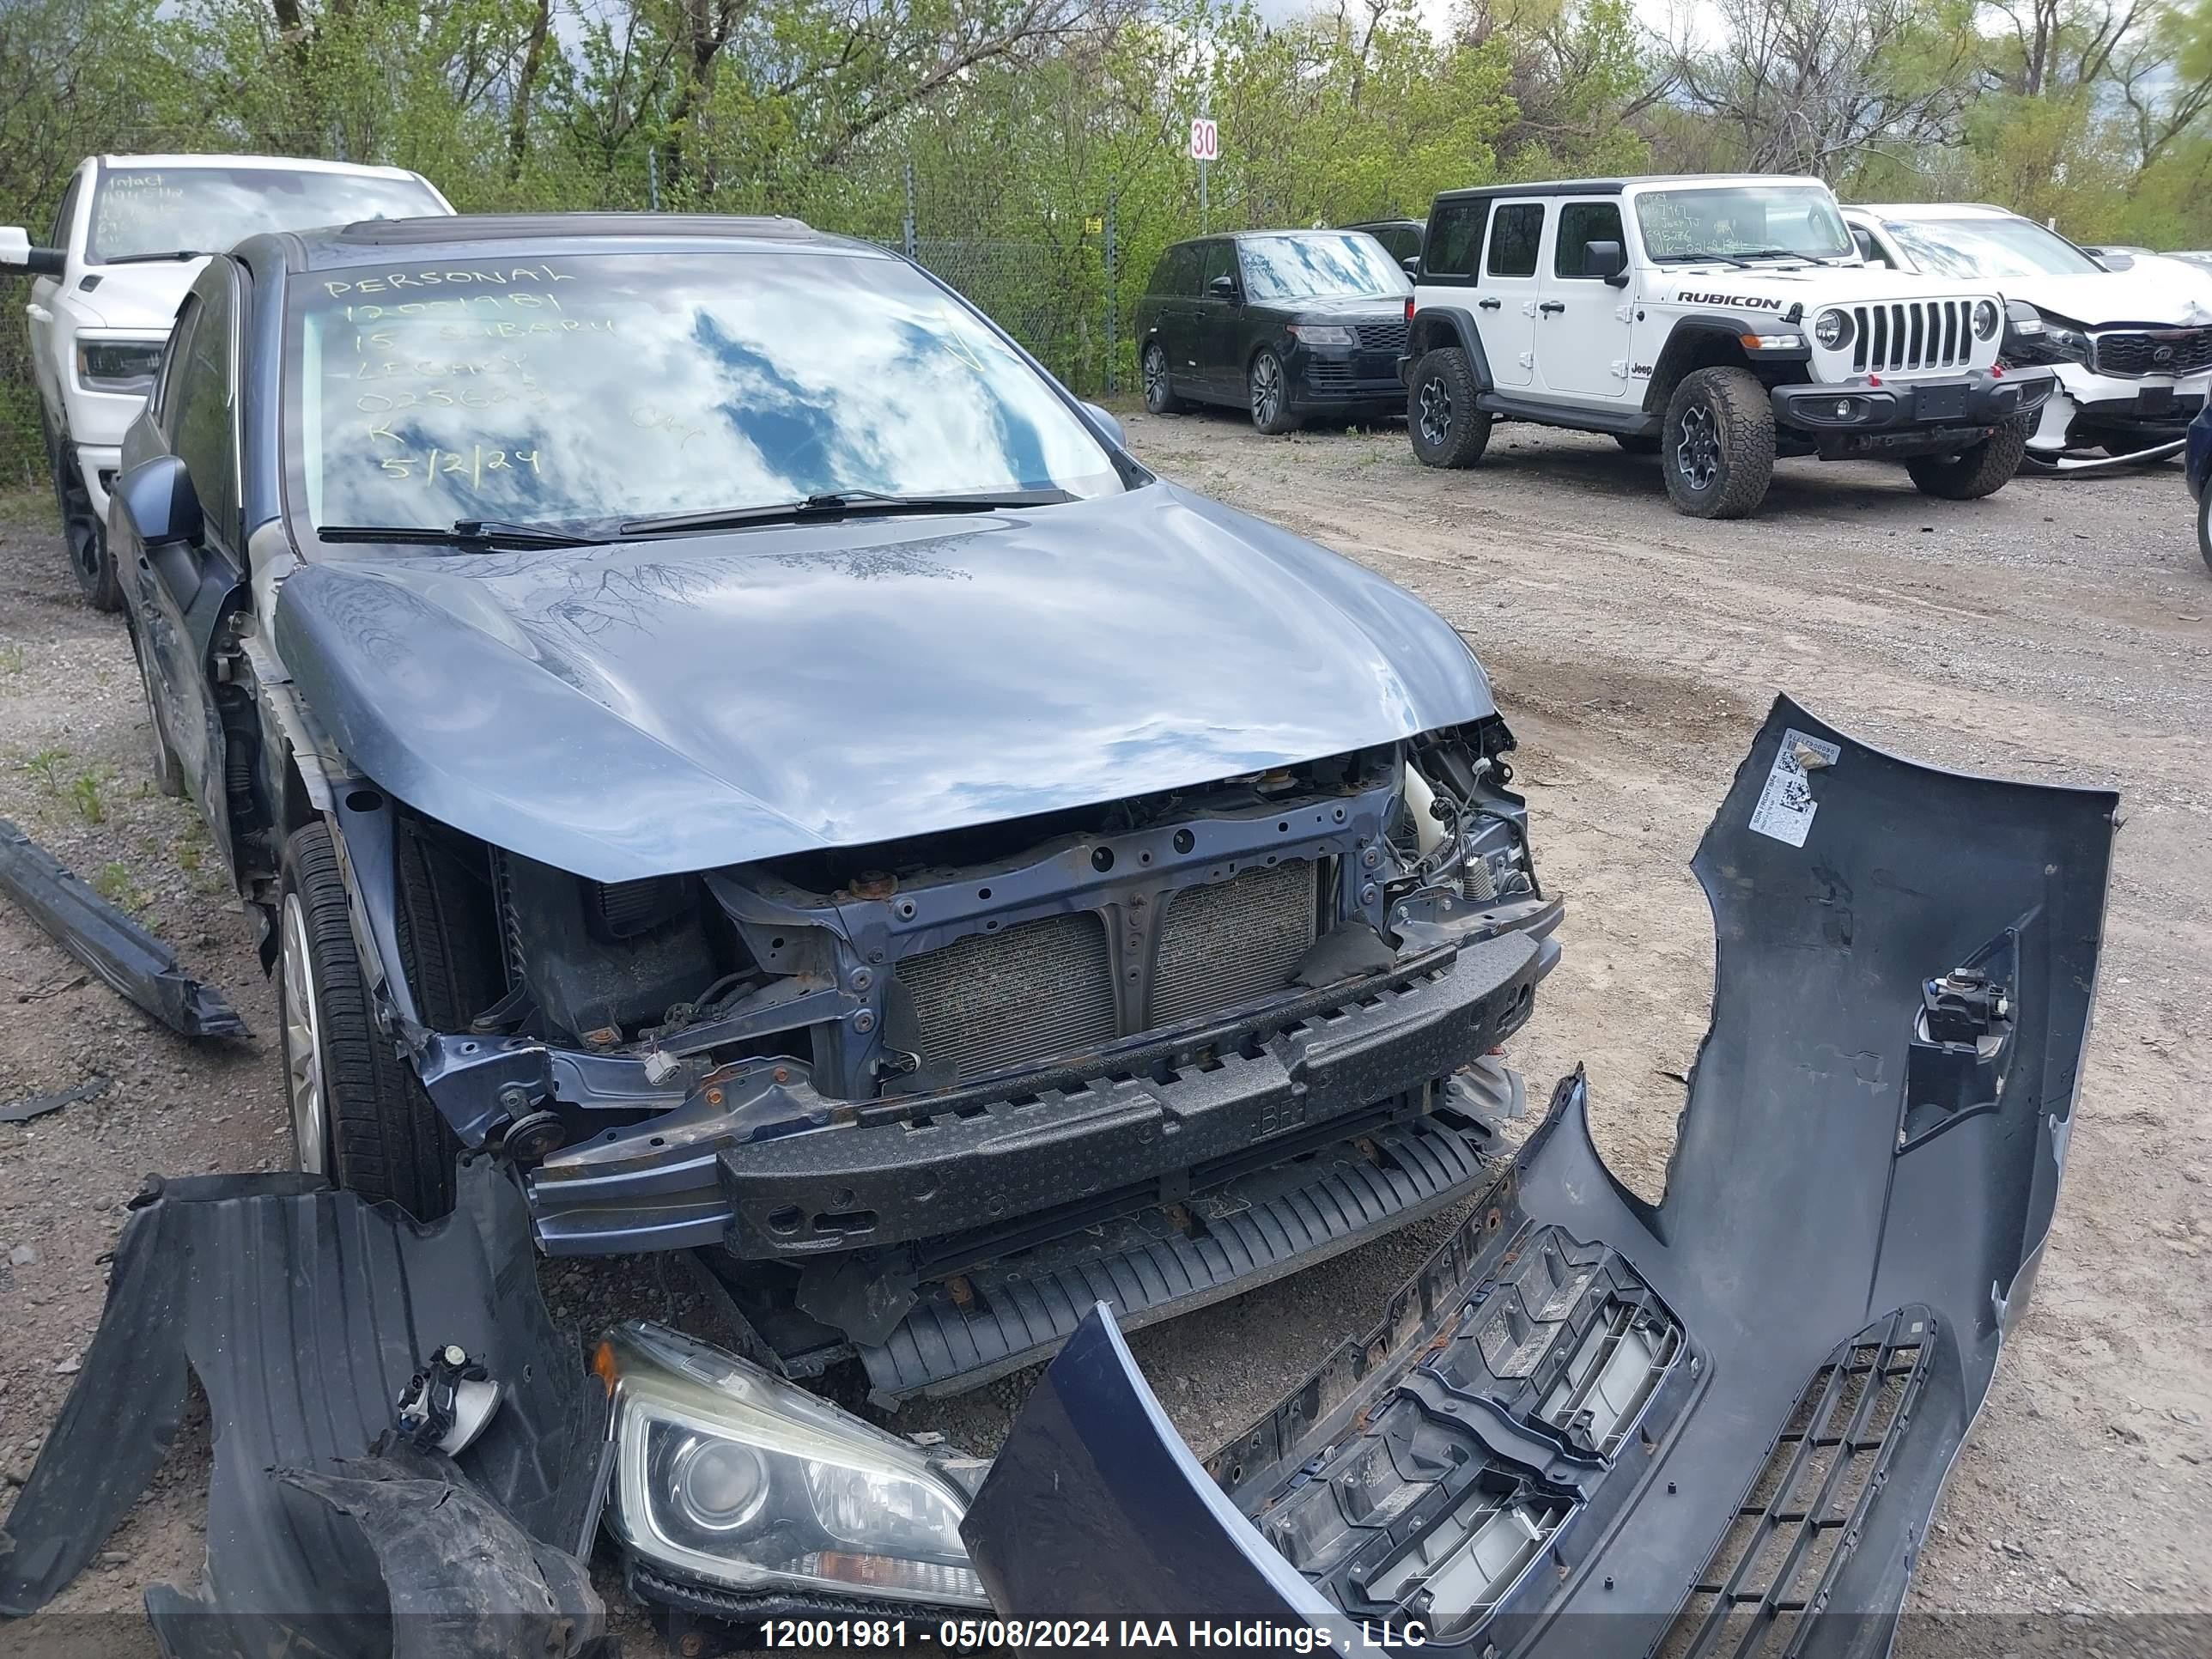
3,153 -> 1170,500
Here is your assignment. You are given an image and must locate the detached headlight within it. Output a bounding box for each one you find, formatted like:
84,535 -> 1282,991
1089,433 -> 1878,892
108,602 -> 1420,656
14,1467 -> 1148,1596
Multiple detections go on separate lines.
1286,323 -> 1356,345
2005,299 -> 2045,337
1972,300 -> 2001,341
76,337 -> 164,395
1814,307 -> 1852,349
601,1322 -> 987,1607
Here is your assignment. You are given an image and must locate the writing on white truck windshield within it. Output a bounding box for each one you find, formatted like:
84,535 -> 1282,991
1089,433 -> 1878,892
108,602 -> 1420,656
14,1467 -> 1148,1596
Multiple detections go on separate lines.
88,167 -> 445,264
1636,185 -> 1853,264
291,252 -> 1122,533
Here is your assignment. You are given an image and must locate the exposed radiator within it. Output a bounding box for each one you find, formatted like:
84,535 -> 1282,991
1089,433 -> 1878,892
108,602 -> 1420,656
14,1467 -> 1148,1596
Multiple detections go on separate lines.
895,860 -> 1322,1082
1152,859 -> 1321,1028
897,911 -> 1117,1083
1850,300 -> 1972,374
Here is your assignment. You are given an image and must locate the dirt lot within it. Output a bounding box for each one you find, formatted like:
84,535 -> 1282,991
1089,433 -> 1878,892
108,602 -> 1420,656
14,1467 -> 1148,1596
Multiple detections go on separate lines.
1,413 -> 2207,1649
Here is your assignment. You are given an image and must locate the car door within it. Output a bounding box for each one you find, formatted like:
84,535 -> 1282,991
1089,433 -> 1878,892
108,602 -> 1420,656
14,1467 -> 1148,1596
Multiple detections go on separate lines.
1145,243 -> 1200,392
1480,201 -> 1546,388
1195,240 -> 1244,398
1537,198 -> 1633,401
132,261 -> 247,841
27,171 -> 82,427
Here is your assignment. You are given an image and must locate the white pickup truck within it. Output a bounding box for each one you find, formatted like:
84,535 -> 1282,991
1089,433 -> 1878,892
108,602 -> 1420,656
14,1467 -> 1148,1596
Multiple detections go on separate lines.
2,154 -> 450,607
1401,174 -> 2057,517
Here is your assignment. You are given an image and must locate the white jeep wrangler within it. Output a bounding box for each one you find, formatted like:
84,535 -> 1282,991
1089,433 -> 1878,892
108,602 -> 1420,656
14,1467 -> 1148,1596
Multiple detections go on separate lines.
1401,174 -> 2057,518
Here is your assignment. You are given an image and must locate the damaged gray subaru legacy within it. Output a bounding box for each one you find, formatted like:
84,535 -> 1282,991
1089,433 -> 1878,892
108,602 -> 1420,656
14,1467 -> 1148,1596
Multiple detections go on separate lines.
103,213 -> 1558,1401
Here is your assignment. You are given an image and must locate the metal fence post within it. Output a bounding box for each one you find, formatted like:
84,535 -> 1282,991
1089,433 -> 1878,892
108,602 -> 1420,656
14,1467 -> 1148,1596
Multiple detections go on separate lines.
1105,194 -> 1119,397
902,159 -> 917,260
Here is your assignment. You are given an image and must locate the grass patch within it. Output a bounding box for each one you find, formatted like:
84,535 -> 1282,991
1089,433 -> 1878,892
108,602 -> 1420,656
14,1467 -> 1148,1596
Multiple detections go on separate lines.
24,746 -> 72,792
69,769 -> 110,824
0,645 -> 24,675
90,861 -> 149,914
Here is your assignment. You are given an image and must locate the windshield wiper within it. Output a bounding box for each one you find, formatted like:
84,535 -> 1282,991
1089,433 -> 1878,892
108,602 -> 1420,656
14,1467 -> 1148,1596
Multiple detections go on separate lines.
617,487 -> 1073,538
100,250 -> 217,264
1651,252 -> 1754,268
317,520 -> 605,550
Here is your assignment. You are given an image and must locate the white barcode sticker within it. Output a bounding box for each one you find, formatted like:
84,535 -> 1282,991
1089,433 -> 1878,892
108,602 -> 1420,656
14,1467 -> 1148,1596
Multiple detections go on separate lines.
1748,728 -> 1841,848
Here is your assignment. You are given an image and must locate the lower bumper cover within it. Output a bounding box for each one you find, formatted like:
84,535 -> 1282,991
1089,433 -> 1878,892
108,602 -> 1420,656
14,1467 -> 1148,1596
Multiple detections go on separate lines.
1772,368 -> 2053,446
962,695 -> 2117,1656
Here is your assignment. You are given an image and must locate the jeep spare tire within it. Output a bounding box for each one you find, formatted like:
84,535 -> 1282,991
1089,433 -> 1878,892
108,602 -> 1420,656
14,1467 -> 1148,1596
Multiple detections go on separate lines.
1662,366 -> 1776,518
1408,348 -> 1492,468
1905,420 -> 2029,500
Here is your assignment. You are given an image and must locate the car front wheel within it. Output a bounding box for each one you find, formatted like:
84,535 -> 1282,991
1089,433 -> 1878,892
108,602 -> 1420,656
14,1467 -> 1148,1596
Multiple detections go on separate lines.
276,820 -> 472,1220
1141,343 -> 1182,415
1905,420 -> 2029,500
1407,348 -> 1492,468
1249,349 -> 1300,434
126,617 -> 185,797
1661,367 -> 1775,519
44,417 -> 120,611
2199,483 -> 2212,577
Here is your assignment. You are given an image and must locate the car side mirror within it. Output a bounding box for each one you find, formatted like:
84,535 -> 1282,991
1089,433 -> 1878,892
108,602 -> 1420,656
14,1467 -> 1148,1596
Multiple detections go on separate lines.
1401,255 -> 1421,277
0,226 -> 65,278
1080,401 -> 1127,447
1207,274 -> 1237,300
115,455 -> 204,550
1586,239 -> 1629,286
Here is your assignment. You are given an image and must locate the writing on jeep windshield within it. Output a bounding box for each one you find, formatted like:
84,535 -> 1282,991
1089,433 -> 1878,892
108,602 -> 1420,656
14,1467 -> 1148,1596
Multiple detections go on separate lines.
1636,185 -> 1852,264
290,252 -> 1121,534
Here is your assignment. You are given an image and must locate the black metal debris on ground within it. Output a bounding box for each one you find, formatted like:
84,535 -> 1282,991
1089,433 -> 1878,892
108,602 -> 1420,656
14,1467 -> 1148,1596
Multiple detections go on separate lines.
0,1074 -> 110,1125
0,817 -> 247,1038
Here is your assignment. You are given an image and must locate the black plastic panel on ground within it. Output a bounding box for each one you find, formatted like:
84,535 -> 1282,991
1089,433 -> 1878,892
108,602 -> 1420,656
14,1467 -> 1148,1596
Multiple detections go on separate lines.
854,1113 -> 1508,1403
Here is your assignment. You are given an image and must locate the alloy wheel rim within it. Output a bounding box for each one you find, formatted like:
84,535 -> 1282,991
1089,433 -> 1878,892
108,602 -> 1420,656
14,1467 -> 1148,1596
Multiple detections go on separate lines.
1143,347 -> 1167,407
280,893 -> 329,1176
1419,379 -> 1453,447
1252,356 -> 1282,425
1676,402 -> 1721,491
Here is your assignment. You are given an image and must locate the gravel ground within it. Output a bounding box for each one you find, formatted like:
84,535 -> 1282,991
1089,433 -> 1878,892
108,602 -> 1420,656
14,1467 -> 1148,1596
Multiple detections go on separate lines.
0,413 -> 2207,1651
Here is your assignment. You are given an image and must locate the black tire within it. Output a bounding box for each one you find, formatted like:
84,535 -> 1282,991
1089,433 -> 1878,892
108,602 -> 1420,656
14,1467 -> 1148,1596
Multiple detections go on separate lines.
1661,367 -> 1776,519
44,416 -> 121,611
1905,420 -> 2028,500
276,820 -> 501,1220
1407,348 -> 1492,468
126,616 -> 185,797
2198,485 -> 2212,577
1613,433 -> 1661,455
1140,342 -> 1182,414
1249,349 -> 1301,434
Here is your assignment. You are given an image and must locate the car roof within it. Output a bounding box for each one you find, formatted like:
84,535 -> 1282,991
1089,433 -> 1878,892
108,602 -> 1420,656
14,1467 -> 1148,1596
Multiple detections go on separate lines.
280,212 -> 881,271
1161,227 -> 1378,250
96,153 -> 428,181
1432,173 -> 1824,203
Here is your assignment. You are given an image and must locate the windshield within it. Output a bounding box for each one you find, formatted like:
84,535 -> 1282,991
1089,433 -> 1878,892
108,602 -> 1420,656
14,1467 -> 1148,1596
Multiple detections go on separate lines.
1237,234 -> 1410,301
1881,216 -> 2104,279
289,249 -> 1122,534
88,166 -> 444,264
1635,185 -> 1852,262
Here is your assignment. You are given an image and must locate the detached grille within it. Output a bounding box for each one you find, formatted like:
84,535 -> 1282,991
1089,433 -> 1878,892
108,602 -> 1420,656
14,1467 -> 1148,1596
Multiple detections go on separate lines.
1356,320 -> 1409,352
2092,328 -> 2212,377
1849,300 -> 1972,374
1152,860 -> 1321,1027
898,913 -> 1115,1082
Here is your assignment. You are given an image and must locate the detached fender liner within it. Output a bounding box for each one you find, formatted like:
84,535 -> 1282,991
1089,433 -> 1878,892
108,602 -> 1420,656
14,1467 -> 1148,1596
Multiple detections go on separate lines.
963,696 -> 2117,1657
0,1161 -> 610,1656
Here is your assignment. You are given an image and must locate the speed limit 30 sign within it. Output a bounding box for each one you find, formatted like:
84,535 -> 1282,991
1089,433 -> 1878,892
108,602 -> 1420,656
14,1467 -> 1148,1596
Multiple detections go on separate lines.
1188,118 -> 1219,161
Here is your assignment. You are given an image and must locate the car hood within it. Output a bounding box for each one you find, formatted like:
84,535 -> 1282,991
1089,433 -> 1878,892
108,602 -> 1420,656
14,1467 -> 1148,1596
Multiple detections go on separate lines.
70,259 -> 201,332
1997,263 -> 2212,328
1256,292 -> 1411,322
1650,264 -> 1999,304
271,483 -> 1494,882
